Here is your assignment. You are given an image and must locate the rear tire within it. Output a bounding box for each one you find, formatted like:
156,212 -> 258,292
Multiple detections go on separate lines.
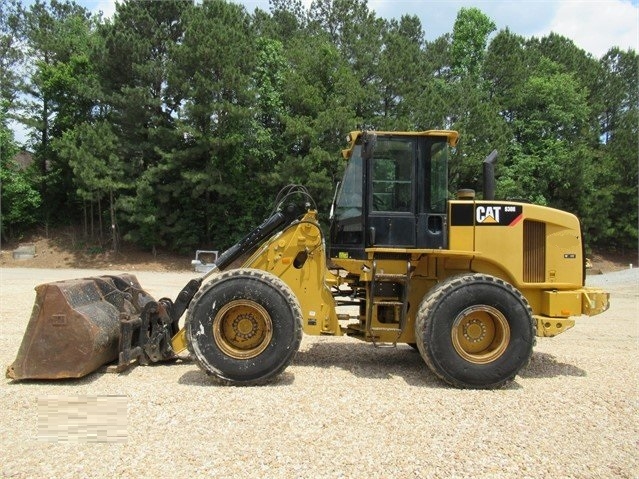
186,269 -> 302,385
415,274 -> 535,389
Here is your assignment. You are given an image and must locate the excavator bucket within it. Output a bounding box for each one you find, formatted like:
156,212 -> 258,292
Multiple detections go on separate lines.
6,274 -> 157,380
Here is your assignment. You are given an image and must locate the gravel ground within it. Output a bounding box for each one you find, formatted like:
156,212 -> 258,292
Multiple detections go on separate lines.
1,267 -> 637,479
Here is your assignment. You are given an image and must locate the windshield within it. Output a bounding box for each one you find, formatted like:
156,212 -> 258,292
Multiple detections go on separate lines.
334,145 -> 363,220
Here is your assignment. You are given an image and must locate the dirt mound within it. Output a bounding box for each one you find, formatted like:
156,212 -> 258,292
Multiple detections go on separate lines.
587,250 -> 638,274
1,233 -> 191,272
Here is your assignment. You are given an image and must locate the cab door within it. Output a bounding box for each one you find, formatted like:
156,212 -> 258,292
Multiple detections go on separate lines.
366,137 -> 417,248
415,139 -> 448,249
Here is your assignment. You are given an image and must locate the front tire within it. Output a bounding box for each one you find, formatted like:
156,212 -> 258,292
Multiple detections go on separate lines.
415,274 -> 535,389
186,269 -> 303,385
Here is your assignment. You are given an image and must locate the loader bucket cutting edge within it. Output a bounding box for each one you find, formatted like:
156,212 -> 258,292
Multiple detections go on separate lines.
6,274 -> 156,380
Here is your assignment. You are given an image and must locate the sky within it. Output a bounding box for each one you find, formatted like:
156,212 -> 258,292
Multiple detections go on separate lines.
88,0 -> 639,58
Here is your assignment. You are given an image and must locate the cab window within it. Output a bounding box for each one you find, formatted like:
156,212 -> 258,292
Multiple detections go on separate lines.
371,139 -> 414,212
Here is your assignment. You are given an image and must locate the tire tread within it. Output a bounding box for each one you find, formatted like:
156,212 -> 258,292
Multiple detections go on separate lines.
186,268 -> 303,385
415,273 -> 535,389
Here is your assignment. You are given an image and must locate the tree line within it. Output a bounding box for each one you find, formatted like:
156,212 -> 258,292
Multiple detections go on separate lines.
1,0 -> 637,254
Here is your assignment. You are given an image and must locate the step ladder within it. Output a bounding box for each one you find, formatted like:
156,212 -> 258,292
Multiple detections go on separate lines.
365,257 -> 411,346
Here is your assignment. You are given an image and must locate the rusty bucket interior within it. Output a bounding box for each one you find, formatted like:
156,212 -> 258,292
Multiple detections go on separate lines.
6,274 -> 156,380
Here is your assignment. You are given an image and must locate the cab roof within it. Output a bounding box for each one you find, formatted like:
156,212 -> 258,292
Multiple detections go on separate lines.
342,130 -> 459,159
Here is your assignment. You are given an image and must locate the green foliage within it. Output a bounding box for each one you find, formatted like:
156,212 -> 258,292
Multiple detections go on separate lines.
4,0 -> 637,253
0,0 -> 24,112
54,121 -> 125,198
451,7 -> 496,79
0,120 -> 41,238
14,0 -> 100,229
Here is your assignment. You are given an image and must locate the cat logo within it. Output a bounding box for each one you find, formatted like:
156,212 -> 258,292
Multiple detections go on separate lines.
476,206 -> 501,224
450,203 -> 523,227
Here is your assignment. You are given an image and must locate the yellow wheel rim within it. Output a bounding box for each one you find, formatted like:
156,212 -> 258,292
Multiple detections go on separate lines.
213,300 -> 273,360
451,305 -> 510,364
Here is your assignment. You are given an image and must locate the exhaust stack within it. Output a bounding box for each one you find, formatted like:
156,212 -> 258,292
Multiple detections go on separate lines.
483,149 -> 498,201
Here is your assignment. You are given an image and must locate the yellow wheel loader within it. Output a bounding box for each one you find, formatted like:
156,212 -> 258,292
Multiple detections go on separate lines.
6,130 -> 610,389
